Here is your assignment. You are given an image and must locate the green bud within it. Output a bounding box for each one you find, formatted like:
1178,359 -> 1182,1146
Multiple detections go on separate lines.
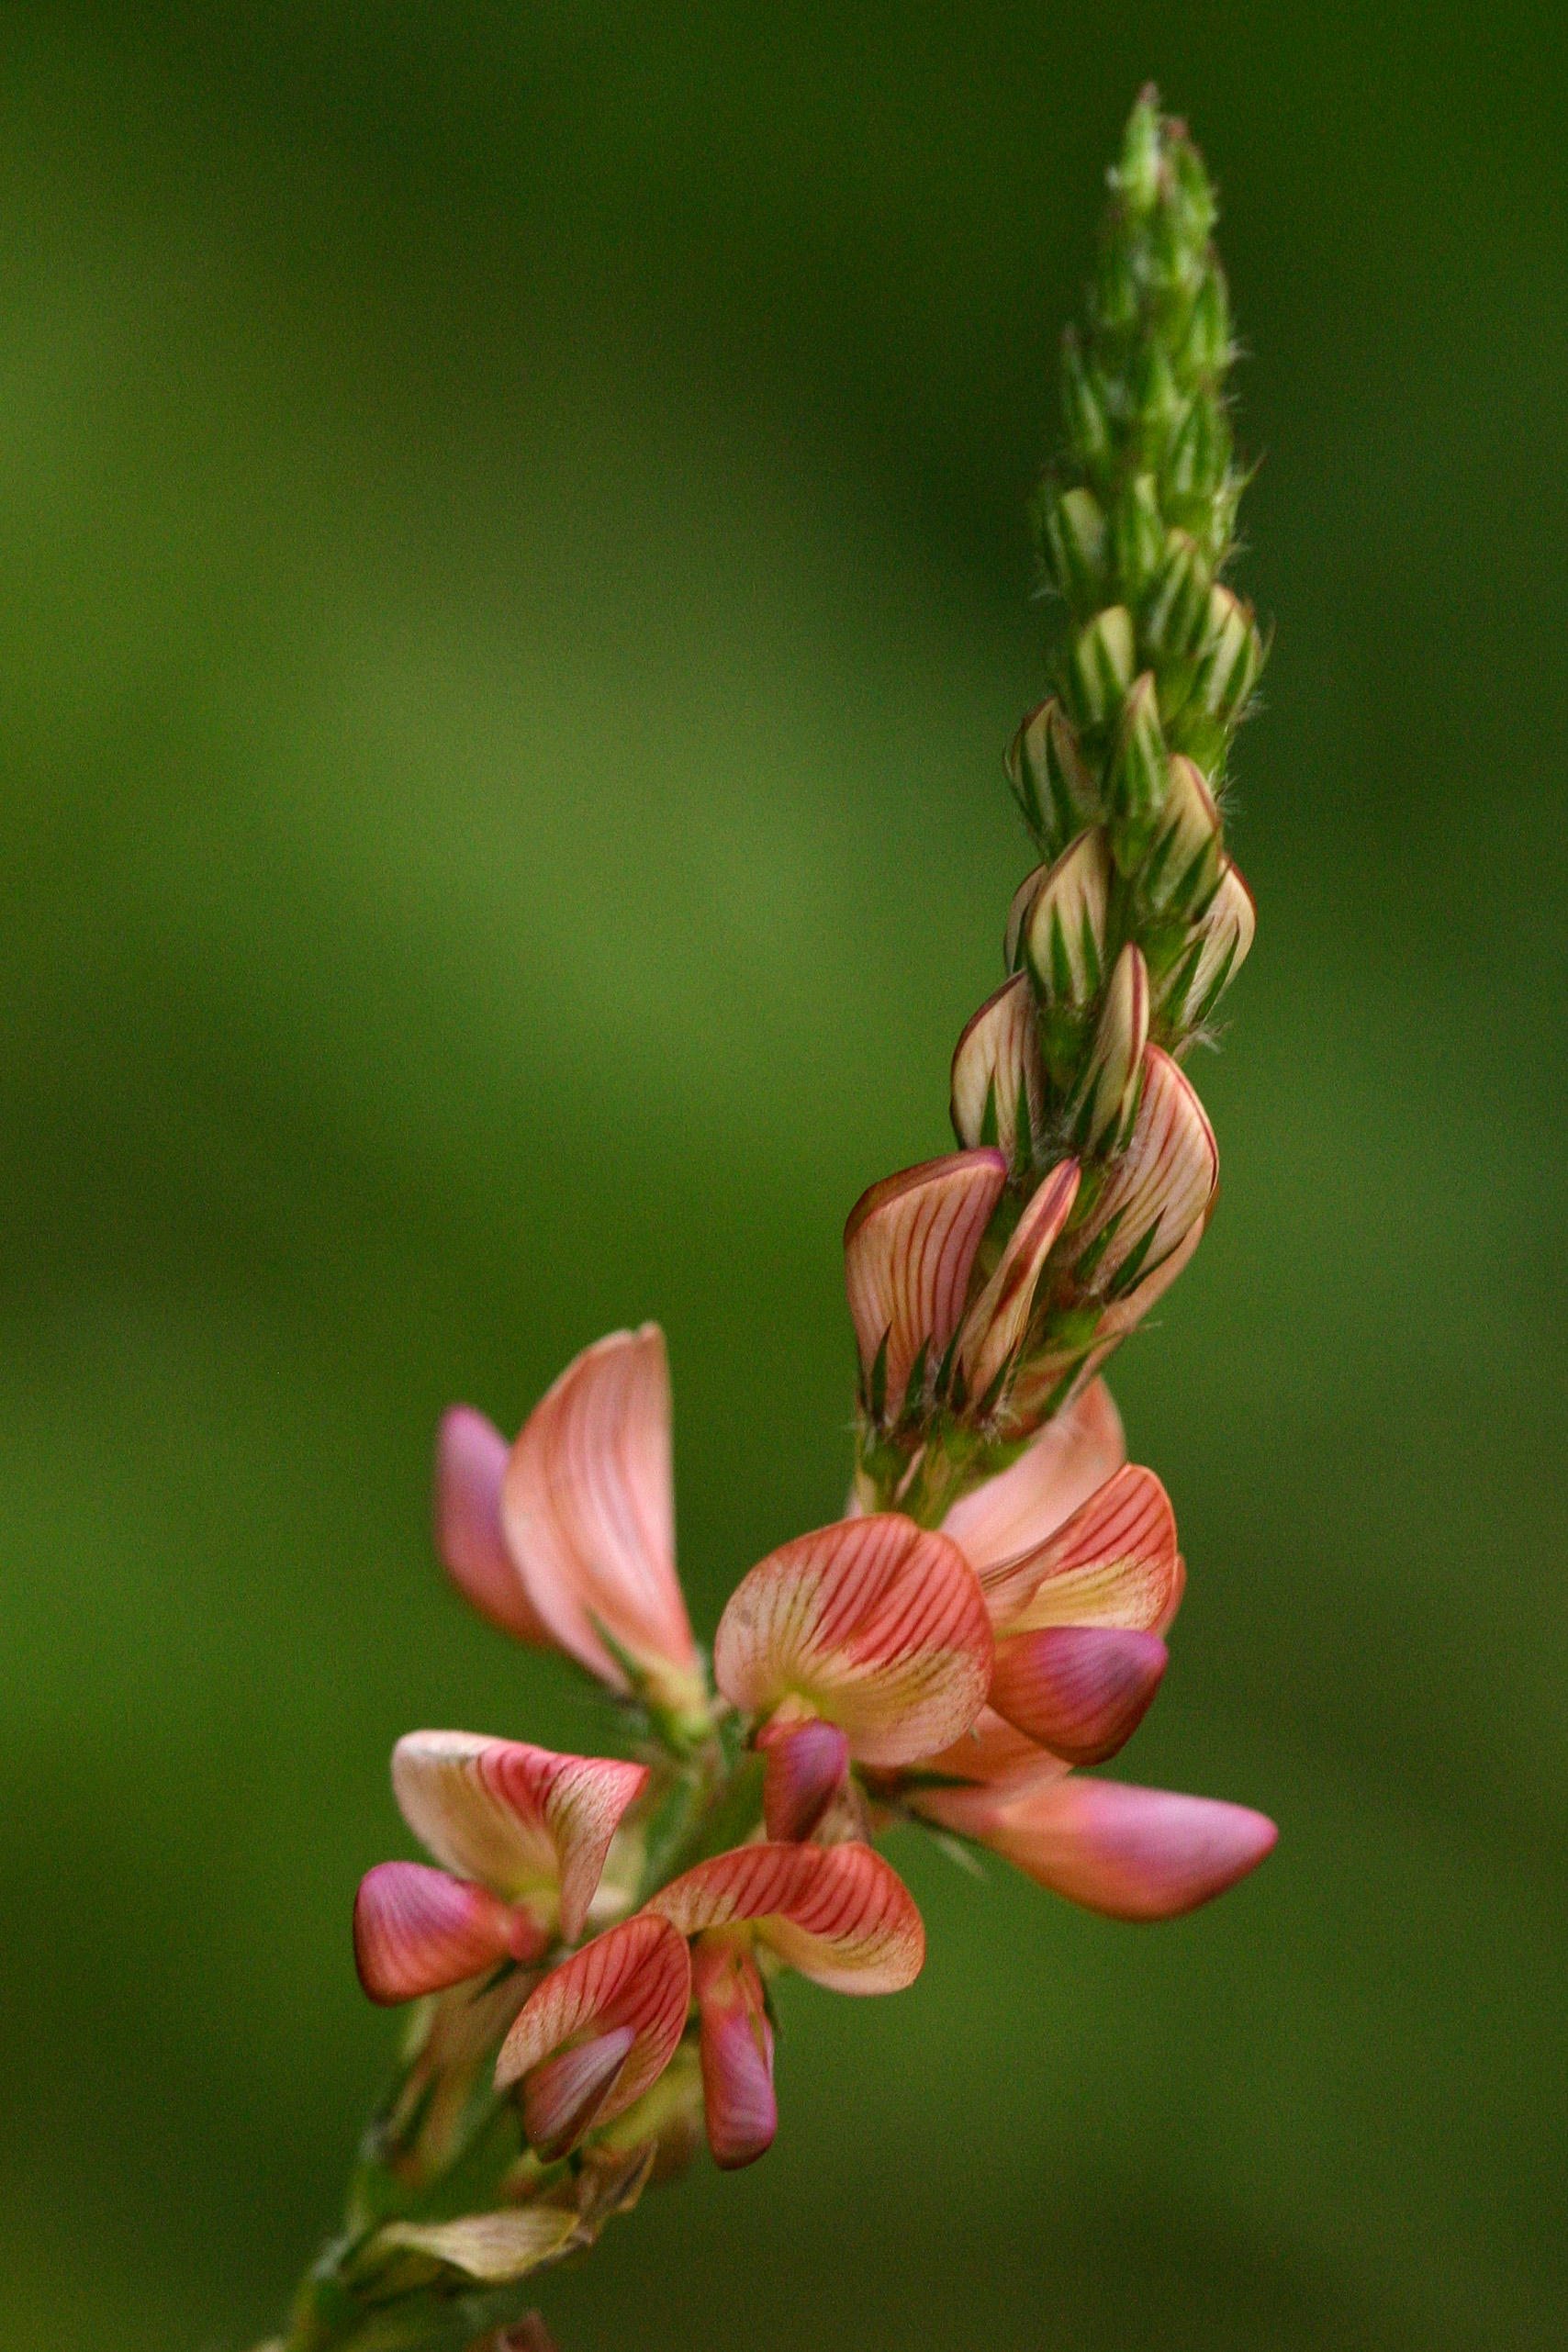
1024,828 -> 1111,1012
1141,529 -> 1214,660
1108,671 -> 1168,875
1131,342 -> 1182,468
1005,697 -> 1096,860
1190,585 -> 1263,722
1094,234 -> 1139,337
1045,486 -> 1110,613
1163,388 -> 1232,508
1065,604 -> 1136,732
1168,134 -> 1218,253
1062,330 -> 1113,483
1176,265 -> 1231,383
1113,475 -> 1165,604
1113,88 -> 1161,216
1140,753 -> 1223,913
1069,942 -> 1149,1153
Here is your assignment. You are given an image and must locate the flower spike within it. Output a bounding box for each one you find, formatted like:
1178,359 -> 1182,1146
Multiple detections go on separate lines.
495,1915 -> 692,2155
843,1151 -> 1008,1422
433,1405 -> 549,1647
648,1841 -> 924,1995
713,1514 -> 993,1768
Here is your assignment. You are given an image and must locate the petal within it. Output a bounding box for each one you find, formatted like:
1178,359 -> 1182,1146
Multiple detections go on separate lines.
940,1377 -> 1126,1574
495,1914 -> 692,2139
432,1406 -> 549,1647
392,1731 -> 648,1939
1069,942 -> 1148,1153
949,974 -> 1044,1164
648,1841 -> 924,1994
713,1515 -> 993,1768
692,1940 -> 776,2170
499,1327 -> 701,1712
978,1463 -> 1182,1635
521,2023 -> 638,2163
372,2208 -> 580,2285
918,1775 -> 1278,1920
988,1627 -> 1168,1764
843,1151 -> 1008,1420
1002,861 -> 1047,975
958,1159 -> 1081,1401
757,1718 -> 850,1842
914,1705 -> 1070,1790
353,1862 -> 541,2005
1070,1045 -> 1217,1297
1167,858 -> 1256,1028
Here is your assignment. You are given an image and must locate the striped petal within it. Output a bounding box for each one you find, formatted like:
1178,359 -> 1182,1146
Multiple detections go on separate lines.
1069,942 -> 1148,1153
648,1841 -> 924,1995
432,1406 -> 548,1647
978,1464 -> 1182,1636
392,1731 -> 649,1940
1072,1045 -> 1217,1297
914,1775 -> 1277,1921
950,974 -> 1044,1166
521,2024 -> 639,2163
494,1915 -> 692,2150
758,1718 -> 850,1843
1003,862 -> 1047,975
353,1861 -> 543,2005
988,1627 -> 1168,1764
958,1159 -> 1081,1402
843,1151 -> 1008,1421
499,1327 -> 702,1714
692,1939 -> 776,2170
713,1515 -> 993,1768
941,1376 -> 1126,1574
1163,858 -> 1256,1028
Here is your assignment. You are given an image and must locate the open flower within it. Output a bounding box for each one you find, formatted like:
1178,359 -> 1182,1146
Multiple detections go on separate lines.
354,1733 -> 649,2004
495,1914 -> 693,2163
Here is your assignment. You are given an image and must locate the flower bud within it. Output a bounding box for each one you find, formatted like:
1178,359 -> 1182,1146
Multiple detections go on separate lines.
1162,388 -> 1231,508
1112,87 -> 1161,216
1177,265 -> 1231,382
1140,754 -> 1223,915
1159,859 -> 1256,1030
1094,234 -> 1139,336
1069,944 -> 1148,1153
1023,830 -> 1111,1020
1189,586 -> 1263,723
950,972 -> 1044,1168
1113,474 -> 1165,604
1061,330 -> 1112,481
1140,529 -> 1213,661
1107,672 -> 1169,877
1004,698 -> 1095,859
1043,487 -> 1109,613
1065,605 -> 1136,733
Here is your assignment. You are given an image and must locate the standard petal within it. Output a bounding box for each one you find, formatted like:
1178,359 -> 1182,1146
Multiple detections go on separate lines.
432,1406 -> 548,1647
713,1515 -> 993,1768
499,1327 -> 702,1711
941,1377 -> 1126,1573
494,1915 -> 692,2145
391,1731 -> 648,1940
692,1940 -> 777,2170
1070,1045 -> 1217,1298
978,1463 -> 1182,1636
988,1627 -> 1168,1764
758,1718 -> 850,1843
949,974 -> 1044,1165
521,2024 -> 639,2164
353,1862 -> 541,2005
918,1775 -> 1277,1920
648,1841 -> 924,1995
958,1159 -> 1081,1402
843,1151 -> 1008,1421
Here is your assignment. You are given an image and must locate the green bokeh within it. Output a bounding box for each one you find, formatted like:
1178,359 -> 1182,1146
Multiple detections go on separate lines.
2,7 -> 1563,2346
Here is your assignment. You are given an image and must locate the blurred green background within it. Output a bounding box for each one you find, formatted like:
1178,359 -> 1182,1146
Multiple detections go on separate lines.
2,6 -> 1563,2347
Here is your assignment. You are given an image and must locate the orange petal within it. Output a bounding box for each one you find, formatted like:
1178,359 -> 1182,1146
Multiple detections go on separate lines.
494,1914 -> 692,2146
648,1841 -> 924,1994
432,1406 -> 549,1647
940,1377 -> 1126,1574
499,1327 -> 702,1713
958,1159 -> 1081,1402
757,1718 -> 850,1842
692,1939 -> 777,2170
1071,1045 -> 1216,1297
949,974 -> 1044,1164
353,1862 -> 542,2005
713,1515 -> 993,1767
915,1775 -> 1277,1921
988,1627 -> 1167,1764
843,1152 -> 1008,1420
978,1463 -> 1182,1636
392,1731 -> 648,1942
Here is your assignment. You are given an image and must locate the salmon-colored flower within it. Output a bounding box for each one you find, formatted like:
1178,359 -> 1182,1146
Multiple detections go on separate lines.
495,1915 -> 692,2162
354,1733 -> 649,2004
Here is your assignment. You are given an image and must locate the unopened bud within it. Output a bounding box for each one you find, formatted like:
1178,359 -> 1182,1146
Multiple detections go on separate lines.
1159,859 -> 1256,1030
1005,697 -> 1095,858
1108,672 -> 1168,876
1094,235 -> 1138,335
1113,475 -> 1165,603
1141,754 -> 1223,915
1178,265 -> 1231,382
1189,585 -> 1263,723
1044,487 -> 1110,613
1141,530 -> 1213,660
1113,88 -> 1161,216
1168,134 -> 1218,252
1069,944 -> 1148,1153
1065,604 -> 1136,732
1062,330 -> 1112,482
1163,389 -> 1232,508
1024,830 -> 1111,1014
1132,343 -> 1182,467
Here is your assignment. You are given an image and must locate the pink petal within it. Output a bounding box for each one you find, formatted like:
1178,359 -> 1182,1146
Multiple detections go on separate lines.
1070,1045 -> 1217,1296
949,974 -> 1044,1162
958,1159 -> 1081,1401
432,1406 -> 549,1647
988,1627 -> 1168,1764
757,1718 -> 850,1842
692,1939 -> 777,2170
495,1914 -> 692,2141
521,2022 -> 638,2164
713,1515 -> 993,1768
941,1377 -> 1126,1573
843,1152 -> 1008,1421
915,1704 -> 1071,1790
978,1463 -> 1182,1636
918,1775 -> 1278,1920
353,1861 -> 542,2005
499,1327 -> 702,1714
391,1731 -> 648,1943
647,1841 -> 924,1995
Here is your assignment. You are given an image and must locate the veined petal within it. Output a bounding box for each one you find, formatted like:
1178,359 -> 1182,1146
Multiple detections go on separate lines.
941,1377 -> 1126,1573
978,1464 -> 1182,1635
499,1327 -> 701,1711
758,1718 -> 850,1843
521,2024 -> 638,2164
692,1940 -> 776,2170
915,1705 -> 1070,1791
392,1731 -> 648,1940
988,1627 -> 1168,1764
713,1515 -> 993,1767
1070,1045 -> 1217,1296
353,1862 -> 542,2005
495,1915 -> 692,2145
1165,857 -> 1256,1028
1069,942 -> 1148,1153
844,1152 -> 1008,1421
950,975 -> 1044,1165
915,1775 -> 1277,1921
1024,830 -> 1112,1009
959,1159 -> 1081,1402
1003,862 -> 1047,976
648,1841 -> 924,1994
432,1406 -> 549,1647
